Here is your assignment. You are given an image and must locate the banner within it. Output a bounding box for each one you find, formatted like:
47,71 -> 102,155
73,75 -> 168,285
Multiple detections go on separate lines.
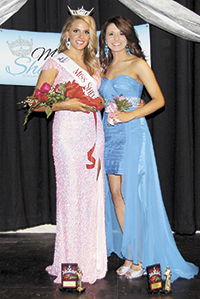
0,24 -> 150,86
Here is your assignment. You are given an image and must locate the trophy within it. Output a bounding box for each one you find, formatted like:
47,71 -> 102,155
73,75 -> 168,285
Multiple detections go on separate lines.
146,264 -> 163,294
60,263 -> 86,293
164,266 -> 172,293
76,267 -> 86,293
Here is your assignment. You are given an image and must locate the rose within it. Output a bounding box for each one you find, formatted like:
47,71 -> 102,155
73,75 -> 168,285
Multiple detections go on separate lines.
65,80 -> 79,89
64,80 -> 84,98
40,82 -> 51,93
37,93 -> 48,102
34,83 -> 51,98
34,89 -> 42,97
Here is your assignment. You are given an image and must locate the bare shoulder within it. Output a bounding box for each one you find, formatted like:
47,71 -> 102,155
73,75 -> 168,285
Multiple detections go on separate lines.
126,57 -> 151,84
130,57 -> 150,71
132,57 -> 154,82
36,67 -> 58,88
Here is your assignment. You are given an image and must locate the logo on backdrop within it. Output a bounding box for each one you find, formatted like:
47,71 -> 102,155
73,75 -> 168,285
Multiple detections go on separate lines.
7,36 -> 33,56
5,36 -> 58,79
0,29 -> 59,86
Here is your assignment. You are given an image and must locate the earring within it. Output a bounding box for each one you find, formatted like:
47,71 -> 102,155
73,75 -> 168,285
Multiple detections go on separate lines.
66,38 -> 70,49
126,43 -> 131,55
104,42 -> 109,58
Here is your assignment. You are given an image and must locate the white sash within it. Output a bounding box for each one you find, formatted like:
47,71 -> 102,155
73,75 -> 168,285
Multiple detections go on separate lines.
51,53 -> 99,99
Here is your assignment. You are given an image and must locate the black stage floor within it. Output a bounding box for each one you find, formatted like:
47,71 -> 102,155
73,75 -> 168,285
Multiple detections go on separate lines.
0,233 -> 200,299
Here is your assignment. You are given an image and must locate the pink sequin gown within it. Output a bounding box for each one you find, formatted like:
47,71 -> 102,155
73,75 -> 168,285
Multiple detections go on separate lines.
42,57 -> 107,284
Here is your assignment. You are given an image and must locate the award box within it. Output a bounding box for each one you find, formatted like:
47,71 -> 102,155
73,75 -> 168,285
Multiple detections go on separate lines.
61,263 -> 78,289
146,263 -> 163,293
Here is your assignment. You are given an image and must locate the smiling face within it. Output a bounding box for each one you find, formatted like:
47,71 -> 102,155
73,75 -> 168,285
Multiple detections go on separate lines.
65,19 -> 90,51
105,23 -> 127,53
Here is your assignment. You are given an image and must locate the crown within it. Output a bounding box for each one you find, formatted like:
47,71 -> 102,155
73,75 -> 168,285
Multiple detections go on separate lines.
7,36 -> 33,57
149,267 -> 161,278
67,6 -> 94,16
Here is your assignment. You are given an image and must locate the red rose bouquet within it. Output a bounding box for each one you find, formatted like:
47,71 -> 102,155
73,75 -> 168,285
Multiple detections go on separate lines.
18,80 -> 103,169
19,80 -> 103,125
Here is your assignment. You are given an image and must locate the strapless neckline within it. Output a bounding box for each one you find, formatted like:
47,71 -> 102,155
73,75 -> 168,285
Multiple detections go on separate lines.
103,74 -> 143,86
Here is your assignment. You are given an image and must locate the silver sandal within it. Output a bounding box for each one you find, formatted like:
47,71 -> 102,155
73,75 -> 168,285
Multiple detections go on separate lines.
116,265 -> 131,276
125,268 -> 143,279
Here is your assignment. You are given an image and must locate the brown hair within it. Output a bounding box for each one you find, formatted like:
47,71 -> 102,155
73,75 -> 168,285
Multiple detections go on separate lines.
99,15 -> 146,72
58,15 -> 99,76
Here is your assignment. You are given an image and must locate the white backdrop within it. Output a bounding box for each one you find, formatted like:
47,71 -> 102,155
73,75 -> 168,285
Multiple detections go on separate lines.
119,0 -> 200,42
1,0 -> 200,42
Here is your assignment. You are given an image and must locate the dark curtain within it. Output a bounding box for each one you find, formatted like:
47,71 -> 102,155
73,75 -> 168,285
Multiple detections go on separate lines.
0,0 -> 199,233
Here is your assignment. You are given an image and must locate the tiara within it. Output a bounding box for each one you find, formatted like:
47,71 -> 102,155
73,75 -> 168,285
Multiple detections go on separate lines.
7,36 -> 33,57
67,6 -> 94,16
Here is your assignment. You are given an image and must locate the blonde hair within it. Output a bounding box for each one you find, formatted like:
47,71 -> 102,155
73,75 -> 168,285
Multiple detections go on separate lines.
58,15 -> 99,76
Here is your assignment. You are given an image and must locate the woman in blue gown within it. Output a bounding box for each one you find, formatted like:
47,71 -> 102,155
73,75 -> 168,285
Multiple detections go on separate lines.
99,16 -> 198,282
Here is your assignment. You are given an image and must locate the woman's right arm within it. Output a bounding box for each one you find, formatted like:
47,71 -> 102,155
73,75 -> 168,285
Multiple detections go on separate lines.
34,68 -> 91,112
33,68 -> 57,112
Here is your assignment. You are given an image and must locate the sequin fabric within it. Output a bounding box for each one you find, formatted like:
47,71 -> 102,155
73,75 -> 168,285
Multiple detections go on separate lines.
43,58 -> 107,284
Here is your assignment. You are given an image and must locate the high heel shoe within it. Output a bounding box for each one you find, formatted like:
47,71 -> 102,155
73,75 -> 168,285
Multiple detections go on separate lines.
116,264 -> 131,276
125,267 -> 143,279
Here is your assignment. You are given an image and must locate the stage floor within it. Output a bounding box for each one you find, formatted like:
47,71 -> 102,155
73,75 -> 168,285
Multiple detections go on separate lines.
0,233 -> 199,299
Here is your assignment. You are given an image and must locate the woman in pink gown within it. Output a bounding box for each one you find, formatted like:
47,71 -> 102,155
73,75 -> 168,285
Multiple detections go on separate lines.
34,14 -> 107,284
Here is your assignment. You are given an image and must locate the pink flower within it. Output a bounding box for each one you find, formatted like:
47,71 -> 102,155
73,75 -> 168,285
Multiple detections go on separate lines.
34,89 -> 42,97
40,82 -> 51,93
119,95 -> 126,100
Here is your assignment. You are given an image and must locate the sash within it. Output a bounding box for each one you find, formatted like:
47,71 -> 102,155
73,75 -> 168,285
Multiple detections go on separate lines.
51,53 -> 99,98
51,53 -> 99,170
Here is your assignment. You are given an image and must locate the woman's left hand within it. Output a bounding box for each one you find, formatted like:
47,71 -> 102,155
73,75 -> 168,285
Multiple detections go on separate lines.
138,99 -> 145,108
112,111 -> 133,123
112,99 -> 145,123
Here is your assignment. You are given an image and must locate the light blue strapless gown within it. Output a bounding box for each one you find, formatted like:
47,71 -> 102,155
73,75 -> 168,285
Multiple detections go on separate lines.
99,75 -> 198,282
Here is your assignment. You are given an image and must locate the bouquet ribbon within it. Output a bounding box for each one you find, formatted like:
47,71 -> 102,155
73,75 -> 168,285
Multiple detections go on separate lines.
86,111 -> 97,170
105,101 -> 120,126
79,96 -> 102,169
